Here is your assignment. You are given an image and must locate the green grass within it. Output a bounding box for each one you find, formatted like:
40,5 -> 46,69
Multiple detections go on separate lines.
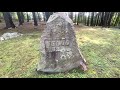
0,27 -> 120,78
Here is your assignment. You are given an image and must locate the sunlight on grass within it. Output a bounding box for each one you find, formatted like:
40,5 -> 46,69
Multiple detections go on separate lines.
75,27 -> 120,78
0,27 -> 120,78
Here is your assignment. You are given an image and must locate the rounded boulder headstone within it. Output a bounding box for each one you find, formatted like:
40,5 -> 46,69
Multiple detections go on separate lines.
37,12 -> 87,73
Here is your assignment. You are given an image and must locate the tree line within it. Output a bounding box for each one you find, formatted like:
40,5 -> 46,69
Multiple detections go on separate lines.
71,12 -> 120,28
0,12 -> 120,29
0,12 -> 54,29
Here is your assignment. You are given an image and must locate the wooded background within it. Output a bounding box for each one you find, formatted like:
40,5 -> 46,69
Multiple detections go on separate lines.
0,12 -> 120,29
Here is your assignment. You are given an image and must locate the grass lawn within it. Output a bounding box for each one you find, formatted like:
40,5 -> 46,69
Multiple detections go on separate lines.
0,26 -> 120,78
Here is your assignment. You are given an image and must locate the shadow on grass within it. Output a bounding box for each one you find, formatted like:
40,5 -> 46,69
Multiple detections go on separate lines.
35,67 -> 85,75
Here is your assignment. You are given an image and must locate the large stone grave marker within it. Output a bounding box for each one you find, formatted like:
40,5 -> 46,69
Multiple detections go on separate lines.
37,12 -> 87,73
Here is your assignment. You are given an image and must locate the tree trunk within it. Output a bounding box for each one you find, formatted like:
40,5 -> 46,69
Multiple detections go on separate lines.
21,12 -> 24,23
81,12 -> 83,23
69,12 -> 73,21
93,13 -> 96,26
87,12 -> 90,26
82,12 -> 85,24
75,14 -> 77,24
103,12 -> 109,27
100,12 -> 104,27
32,12 -> 38,26
17,12 -> 23,25
97,12 -> 102,26
43,12 -> 46,21
77,13 -> 80,25
96,12 -> 100,26
27,13 -> 29,22
45,12 -> 53,21
94,13 -> 99,26
37,12 -> 41,21
106,12 -> 113,27
103,12 -> 107,27
90,12 -> 94,26
3,12 -> 11,28
84,12 -> 86,25
114,12 -> 120,26
110,12 -> 117,27
105,12 -> 110,26
2,12 -> 16,29
8,13 -> 16,28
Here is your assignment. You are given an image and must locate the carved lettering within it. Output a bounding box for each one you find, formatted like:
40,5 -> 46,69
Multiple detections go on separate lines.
45,39 -> 70,48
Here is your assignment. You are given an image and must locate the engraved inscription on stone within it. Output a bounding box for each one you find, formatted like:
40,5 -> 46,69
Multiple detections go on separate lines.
45,39 -> 72,60
45,39 -> 70,52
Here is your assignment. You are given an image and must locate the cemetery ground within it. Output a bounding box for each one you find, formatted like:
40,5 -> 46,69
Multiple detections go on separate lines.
0,22 -> 120,78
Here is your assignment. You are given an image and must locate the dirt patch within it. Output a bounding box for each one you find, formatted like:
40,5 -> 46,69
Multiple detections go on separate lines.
0,21 -> 46,35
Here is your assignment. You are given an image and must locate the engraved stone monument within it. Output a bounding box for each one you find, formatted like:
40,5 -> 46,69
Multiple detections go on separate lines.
37,12 -> 87,73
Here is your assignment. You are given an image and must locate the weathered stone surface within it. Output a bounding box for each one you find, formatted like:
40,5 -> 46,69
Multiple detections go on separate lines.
37,12 -> 87,73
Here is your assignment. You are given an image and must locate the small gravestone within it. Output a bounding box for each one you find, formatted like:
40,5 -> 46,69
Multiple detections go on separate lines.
0,32 -> 23,41
37,12 -> 87,73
